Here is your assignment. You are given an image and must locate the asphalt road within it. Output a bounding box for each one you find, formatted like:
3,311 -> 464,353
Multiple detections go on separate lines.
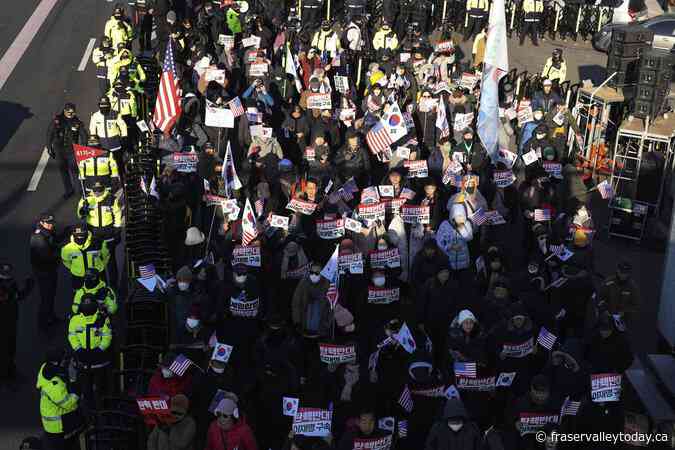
0,3 -> 667,449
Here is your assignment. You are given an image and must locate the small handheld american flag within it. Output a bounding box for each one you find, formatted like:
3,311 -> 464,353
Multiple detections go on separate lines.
454,362 -> 477,378
254,198 -> 264,217
470,209 -> 488,226
549,244 -> 565,257
534,208 -> 551,222
398,385 -> 413,413
138,264 -> 156,279
597,179 -> 614,200
537,327 -> 558,350
560,396 -> 581,416
397,420 -> 408,438
228,96 -> 245,118
168,354 -> 192,377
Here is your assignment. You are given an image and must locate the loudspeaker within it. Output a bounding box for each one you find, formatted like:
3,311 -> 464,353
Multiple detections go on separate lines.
636,84 -> 669,103
611,24 -> 655,44
607,55 -> 639,87
639,48 -> 675,71
609,41 -> 649,59
637,67 -> 673,86
633,98 -> 666,119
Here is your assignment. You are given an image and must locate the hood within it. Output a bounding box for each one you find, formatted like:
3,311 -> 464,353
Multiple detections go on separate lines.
37,363 -> 60,389
442,398 -> 468,419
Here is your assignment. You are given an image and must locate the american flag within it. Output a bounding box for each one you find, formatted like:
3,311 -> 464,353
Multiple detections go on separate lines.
436,97 -> 451,139
140,177 -> 148,195
560,396 -> 581,416
470,209 -> 489,226
254,198 -> 264,217
153,39 -> 181,134
397,420 -> 408,438
454,362 -> 477,378
537,327 -> 558,350
322,245 -> 340,309
597,179 -> 614,200
168,354 -> 192,376
138,264 -> 156,279
549,244 -> 565,256
398,385 -> 413,413
366,122 -> 393,155
242,198 -> 258,246
534,208 -> 551,221
228,96 -> 245,118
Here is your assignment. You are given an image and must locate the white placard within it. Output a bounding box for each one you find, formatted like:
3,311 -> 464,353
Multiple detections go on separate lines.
205,105 -> 235,128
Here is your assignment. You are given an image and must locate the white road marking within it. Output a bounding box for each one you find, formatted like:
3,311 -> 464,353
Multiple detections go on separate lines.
27,147 -> 51,192
0,0 -> 60,92
77,38 -> 97,71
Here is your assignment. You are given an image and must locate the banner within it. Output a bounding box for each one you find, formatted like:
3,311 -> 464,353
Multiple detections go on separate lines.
384,198 -> 406,215
591,373 -> 622,402
307,93 -> 332,110
137,397 -> 173,425
293,408 -> 332,437
249,63 -> 268,77
285,263 -> 309,280
205,105 -> 235,128
518,412 -> 560,435
319,343 -> 357,364
453,112 -> 474,132
232,245 -> 261,267
73,144 -> 105,164
404,160 -> 429,178
501,338 -> 533,358
494,170 -> 516,188
171,152 -> 198,172
410,385 -> 446,397
287,199 -> 318,215
543,161 -> 562,179
229,293 -> 260,318
358,202 -> 386,225
353,435 -> 393,450
317,219 -> 345,240
367,287 -> 400,304
400,205 -> 430,225
456,376 -> 495,391
339,253 -> 364,274
369,248 -> 401,268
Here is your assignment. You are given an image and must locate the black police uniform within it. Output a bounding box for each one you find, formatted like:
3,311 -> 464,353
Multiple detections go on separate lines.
46,113 -> 87,197
302,0 -> 324,30
30,223 -> 61,327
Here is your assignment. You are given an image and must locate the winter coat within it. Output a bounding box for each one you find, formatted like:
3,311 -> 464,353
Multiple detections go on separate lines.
387,215 -> 409,282
436,220 -> 473,270
584,329 -> 633,374
291,276 -> 333,337
147,416 -> 196,450
147,371 -> 193,398
204,418 -> 258,450
415,109 -> 439,151
410,247 -> 448,288
447,319 -> 489,366
334,144 -> 371,182
424,399 -> 482,450
417,277 -> 461,329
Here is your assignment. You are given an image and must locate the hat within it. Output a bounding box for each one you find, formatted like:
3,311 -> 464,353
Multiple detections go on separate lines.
334,304 -> 354,327
72,223 -> 88,236
166,10 -> 177,22
573,229 -> 588,247
458,309 -> 476,325
542,146 -> 556,160
462,128 -> 473,136
278,159 -> 294,172
215,397 -> 238,416
543,79 -> 553,86
171,394 -> 189,414
531,374 -> 550,391
176,266 -> 193,282
532,223 -> 547,237
39,213 -> 55,224
185,227 -> 205,246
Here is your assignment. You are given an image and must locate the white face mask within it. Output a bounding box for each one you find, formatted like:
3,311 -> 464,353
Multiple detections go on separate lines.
448,422 -> 463,432
373,276 -> 385,287
161,368 -> 173,378
234,274 -> 247,284
534,113 -> 544,121
536,133 -> 546,140
309,274 -> 321,284
178,282 -> 190,291
186,318 -> 200,329
211,365 -> 225,374
377,243 -> 388,251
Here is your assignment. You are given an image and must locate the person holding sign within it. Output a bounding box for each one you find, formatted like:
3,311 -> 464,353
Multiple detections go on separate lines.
147,394 -> 197,450
243,79 -> 274,111
336,406 -> 391,450
453,129 -> 486,177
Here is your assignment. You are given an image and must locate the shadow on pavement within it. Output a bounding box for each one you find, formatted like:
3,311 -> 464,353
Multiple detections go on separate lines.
0,101 -> 34,153
578,64 -> 608,86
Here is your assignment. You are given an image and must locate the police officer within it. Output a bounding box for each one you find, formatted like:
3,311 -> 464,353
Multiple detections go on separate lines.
108,48 -> 147,91
345,0 -> 367,20
302,0 -> 324,30
77,181 -> 122,288
373,20 -> 399,51
30,213 -> 62,328
108,79 -> 138,122
46,103 -> 88,199
398,0 -> 432,35
541,48 -> 567,86
78,136 -> 120,193
464,0 -> 489,41
61,223 -> 110,289
104,3 -> 133,49
36,348 -> 80,449
92,36 -> 115,95
0,264 -> 33,389
72,270 -> 118,316
89,97 -> 127,174
520,0 -> 544,46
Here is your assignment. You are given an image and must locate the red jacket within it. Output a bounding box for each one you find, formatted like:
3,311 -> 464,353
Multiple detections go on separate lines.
147,372 -> 192,398
204,418 -> 258,450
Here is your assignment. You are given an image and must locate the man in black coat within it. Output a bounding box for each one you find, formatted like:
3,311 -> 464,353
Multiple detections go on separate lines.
0,264 -> 33,390
29,213 -> 62,328
424,398 -> 483,450
46,103 -> 88,198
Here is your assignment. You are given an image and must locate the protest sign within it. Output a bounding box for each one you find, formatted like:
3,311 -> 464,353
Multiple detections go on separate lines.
456,376 -> 496,391
287,199 -> 318,215
229,292 -> 260,318
435,40 -> 454,52
518,413 -> 560,435
137,397 -> 173,425
453,112 -> 474,132
497,149 -> 517,169
232,245 -> 261,267
307,93 -> 332,110
205,105 -> 234,128
293,408 -> 332,437
205,68 -> 226,84
517,106 -> 534,126
319,343 -> 357,364
316,219 -> 345,240
369,248 -> 401,268
410,385 -> 446,397
249,63 -> 268,77
358,202 -> 386,225
494,170 -> 516,188
452,152 -> 465,164
543,161 -> 562,179
242,35 -> 261,48
459,72 -> 478,90
399,188 -> 416,200
344,218 -> 363,233
73,144 -> 105,164
219,34 -> 234,48
285,263 -> 309,280
172,152 -> 198,172
501,338 -> 534,358
400,205 -> 430,225
361,186 -> 381,204
339,252 -> 364,274
270,215 -> 289,230
442,162 -> 463,185
353,435 -> 393,450
404,160 -> 429,178
384,198 -> 407,215
136,120 -> 149,133
591,373 -> 622,402
522,149 -> 538,166
334,75 -> 349,93
245,50 -> 258,63
367,287 -> 400,304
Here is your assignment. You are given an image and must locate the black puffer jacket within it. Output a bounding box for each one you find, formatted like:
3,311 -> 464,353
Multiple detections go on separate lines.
424,398 -> 483,450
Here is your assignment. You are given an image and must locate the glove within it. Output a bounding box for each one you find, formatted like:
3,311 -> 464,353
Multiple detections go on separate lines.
47,147 -> 55,158
78,203 -> 89,217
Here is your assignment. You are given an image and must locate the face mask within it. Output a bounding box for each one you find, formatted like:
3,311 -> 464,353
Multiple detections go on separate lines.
534,113 -> 543,121
490,261 -> 501,271
211,365 -> 225,374
161,368 -> 173,378
536,133 -> 546,140
186,318 -> 200,328
309,274 -> 321,284
465,186 -> 476,195
74,234 -> 87,245
85,278 -> 98,289
234,274 -> 247,284
178,282 -> 190,291
545,153 -> 555,161
373,277 -> 385,287
448,422 -> 464,432
377,243 -> 388,251
100,106 -> 111,115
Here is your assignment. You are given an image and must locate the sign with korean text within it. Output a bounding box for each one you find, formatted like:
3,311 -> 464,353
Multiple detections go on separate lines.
453,112 -> 474,132
232,245 -> 261,267
353,435 -> 393,450
136,397 -> 172,425
229,292 -> 260,318
518,412 -> 560,435
205,105 -> 235,128
543,161 -> 562,179
369,248 -> 401,268
287,199 -> 318,215
307,93 -> 332,110
319,343 -> 357,364
400,204 -> 430,225
293,408 -> 332,437
317,218 -> 345,240
591,373 -> 622,402
456,376 -> 495,391
404,160 -> 429,178
249,63 -> 268,77
171,152 -> 198,172
501,338 -> 534,358
358,202 -> 386,225
494,170 -> 516,188
367,287 -> 400,304
339,253 -> 364,274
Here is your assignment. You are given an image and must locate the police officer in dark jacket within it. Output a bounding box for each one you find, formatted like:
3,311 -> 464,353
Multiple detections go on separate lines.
30,213 -> 62,328
46,103 -> 88,198
302,0 -> 324,30
0,264 -> 33,389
